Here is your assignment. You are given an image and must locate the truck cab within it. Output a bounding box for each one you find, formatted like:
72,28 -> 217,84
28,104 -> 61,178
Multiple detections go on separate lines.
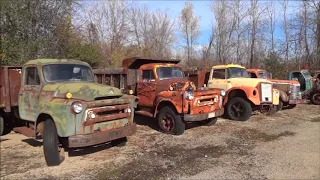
1,59 -> 137,166
287,70 -> 320,105
247,69 -> 306,109
122,57 -> 225,135
207,64 -> 280,121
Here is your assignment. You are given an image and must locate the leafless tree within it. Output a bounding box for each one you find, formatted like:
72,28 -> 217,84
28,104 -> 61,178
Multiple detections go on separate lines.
179,2 -> 200,65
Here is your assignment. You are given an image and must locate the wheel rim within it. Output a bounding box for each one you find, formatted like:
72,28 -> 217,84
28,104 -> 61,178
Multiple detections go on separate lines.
230,102 -> 245,118
160,113 -> 175,132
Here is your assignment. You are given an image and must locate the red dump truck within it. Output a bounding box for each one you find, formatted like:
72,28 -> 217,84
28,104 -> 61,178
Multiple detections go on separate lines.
93,57 -> 225,135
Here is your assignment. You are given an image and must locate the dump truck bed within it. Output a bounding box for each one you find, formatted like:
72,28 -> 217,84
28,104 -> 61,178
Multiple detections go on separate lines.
0,66 -> 22,112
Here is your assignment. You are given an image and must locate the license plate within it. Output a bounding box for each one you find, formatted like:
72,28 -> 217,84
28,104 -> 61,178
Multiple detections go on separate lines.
208,112 -> 216,118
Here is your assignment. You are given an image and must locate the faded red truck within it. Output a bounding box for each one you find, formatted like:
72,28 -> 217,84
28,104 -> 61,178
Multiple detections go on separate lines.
93,57 -> 225,135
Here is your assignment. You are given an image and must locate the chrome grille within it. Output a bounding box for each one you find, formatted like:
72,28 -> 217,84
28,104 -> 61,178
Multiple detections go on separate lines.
289,85 -> 301,100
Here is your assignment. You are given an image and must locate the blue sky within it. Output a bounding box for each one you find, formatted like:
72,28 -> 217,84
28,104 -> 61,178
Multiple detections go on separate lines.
136,0 -> 303,47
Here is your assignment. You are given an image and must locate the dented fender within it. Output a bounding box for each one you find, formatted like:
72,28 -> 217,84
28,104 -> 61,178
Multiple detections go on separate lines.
154,91 -> 185,116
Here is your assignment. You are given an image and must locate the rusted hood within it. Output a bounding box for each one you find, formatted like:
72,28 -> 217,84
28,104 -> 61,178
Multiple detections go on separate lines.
157,79 -> 196,91
43,82 -> 122,101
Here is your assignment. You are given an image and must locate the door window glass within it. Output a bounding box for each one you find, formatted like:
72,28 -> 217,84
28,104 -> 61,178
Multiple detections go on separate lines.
142,70 -> 155,81
212,69 -> 226,79
25,67 -> 40,85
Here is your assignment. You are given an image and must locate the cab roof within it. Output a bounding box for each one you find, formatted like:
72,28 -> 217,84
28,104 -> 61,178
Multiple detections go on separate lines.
25,59 -> 90,66
212,64 -> 246,69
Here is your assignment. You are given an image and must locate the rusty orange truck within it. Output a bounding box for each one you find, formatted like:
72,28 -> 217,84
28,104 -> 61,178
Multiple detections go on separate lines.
93,57 -> 225,135
247,69 -> 307,109
0,59 -> 138,166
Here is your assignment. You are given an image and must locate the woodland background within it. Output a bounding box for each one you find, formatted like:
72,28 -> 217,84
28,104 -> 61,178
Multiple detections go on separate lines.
1,0 -> 319,79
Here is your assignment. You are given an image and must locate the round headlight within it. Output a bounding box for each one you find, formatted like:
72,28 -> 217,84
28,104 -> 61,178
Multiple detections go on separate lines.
124,107 -> 132,113
72,102 -> 83,114
220,90 -> 226,96
184,91 -> 194,100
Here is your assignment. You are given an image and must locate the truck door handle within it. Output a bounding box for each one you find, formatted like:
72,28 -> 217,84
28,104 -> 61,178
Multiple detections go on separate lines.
208,82 -> 212,84
19,93 -> 23,96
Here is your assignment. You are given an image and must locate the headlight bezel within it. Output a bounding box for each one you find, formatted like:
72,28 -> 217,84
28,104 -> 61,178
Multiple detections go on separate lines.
72,101 -> 83,114
184,90 -> 194,101
220,89 -> 226,96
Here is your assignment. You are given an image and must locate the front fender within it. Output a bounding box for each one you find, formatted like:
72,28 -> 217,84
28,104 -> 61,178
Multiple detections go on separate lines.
224,86 -> 260,105
277,89 -> 289,102
154,91 -> 184,115
38,98 -> 77,137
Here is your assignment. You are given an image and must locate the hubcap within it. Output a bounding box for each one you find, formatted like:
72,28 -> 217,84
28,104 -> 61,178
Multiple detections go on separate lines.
230,103 -> 245,117
161,113 -> 175,132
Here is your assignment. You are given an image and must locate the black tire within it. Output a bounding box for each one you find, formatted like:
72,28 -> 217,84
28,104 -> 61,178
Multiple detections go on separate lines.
157,106 -> 185,135
287,104 -> 297,109
0,115 -> 12,136
199,117 -> 218,126
310,92 -> 320,105
111,137 -> 127,147
226,97 -> 252,121
43,119 -> 62,166
266,105 -> 277,115
276,100 -> 284,111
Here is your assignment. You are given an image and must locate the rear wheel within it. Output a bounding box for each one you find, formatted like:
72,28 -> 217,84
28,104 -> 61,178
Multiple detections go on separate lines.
157,106 -> 185,135
43,119 -> 64,166
226,97 -> 252,121
310,92 -> 320,105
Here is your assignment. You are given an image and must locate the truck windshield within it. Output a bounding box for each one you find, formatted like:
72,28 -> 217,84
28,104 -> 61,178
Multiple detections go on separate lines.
258,71 -> 271,79
43,64 -> 94,82
301,70 -> 312,78
227,67 -> 249,78
156,67 -> 184,80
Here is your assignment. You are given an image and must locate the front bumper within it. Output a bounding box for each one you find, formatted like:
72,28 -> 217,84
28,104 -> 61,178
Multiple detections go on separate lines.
68,124 -> 136,148
184,108 -> 224,122
289,99 -> 307,104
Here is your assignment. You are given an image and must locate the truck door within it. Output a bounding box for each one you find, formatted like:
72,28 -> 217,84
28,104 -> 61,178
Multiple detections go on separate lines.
18,66 -> 41,121
137,69 -> 156,107
208,69 -> 228,90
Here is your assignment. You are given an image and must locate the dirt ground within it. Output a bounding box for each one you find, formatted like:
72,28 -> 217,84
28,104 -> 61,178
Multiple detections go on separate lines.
1,104 -> 320,180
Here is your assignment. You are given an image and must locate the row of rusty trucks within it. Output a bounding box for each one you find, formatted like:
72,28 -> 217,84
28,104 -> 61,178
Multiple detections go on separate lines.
0,58 -> 225,166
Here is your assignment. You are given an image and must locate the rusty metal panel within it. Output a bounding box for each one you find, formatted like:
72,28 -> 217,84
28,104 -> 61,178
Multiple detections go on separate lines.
0,66 -> 22,111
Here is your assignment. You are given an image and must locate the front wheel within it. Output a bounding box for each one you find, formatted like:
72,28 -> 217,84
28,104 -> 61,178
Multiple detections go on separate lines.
276,100 -> 284,111
43,119 -> 64,166
310,92 -> 320,105
226,97 -> 252,121
157,106 -> 185,135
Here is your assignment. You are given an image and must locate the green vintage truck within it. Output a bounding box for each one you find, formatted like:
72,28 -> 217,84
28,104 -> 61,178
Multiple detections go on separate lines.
0,59 -> 137,166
